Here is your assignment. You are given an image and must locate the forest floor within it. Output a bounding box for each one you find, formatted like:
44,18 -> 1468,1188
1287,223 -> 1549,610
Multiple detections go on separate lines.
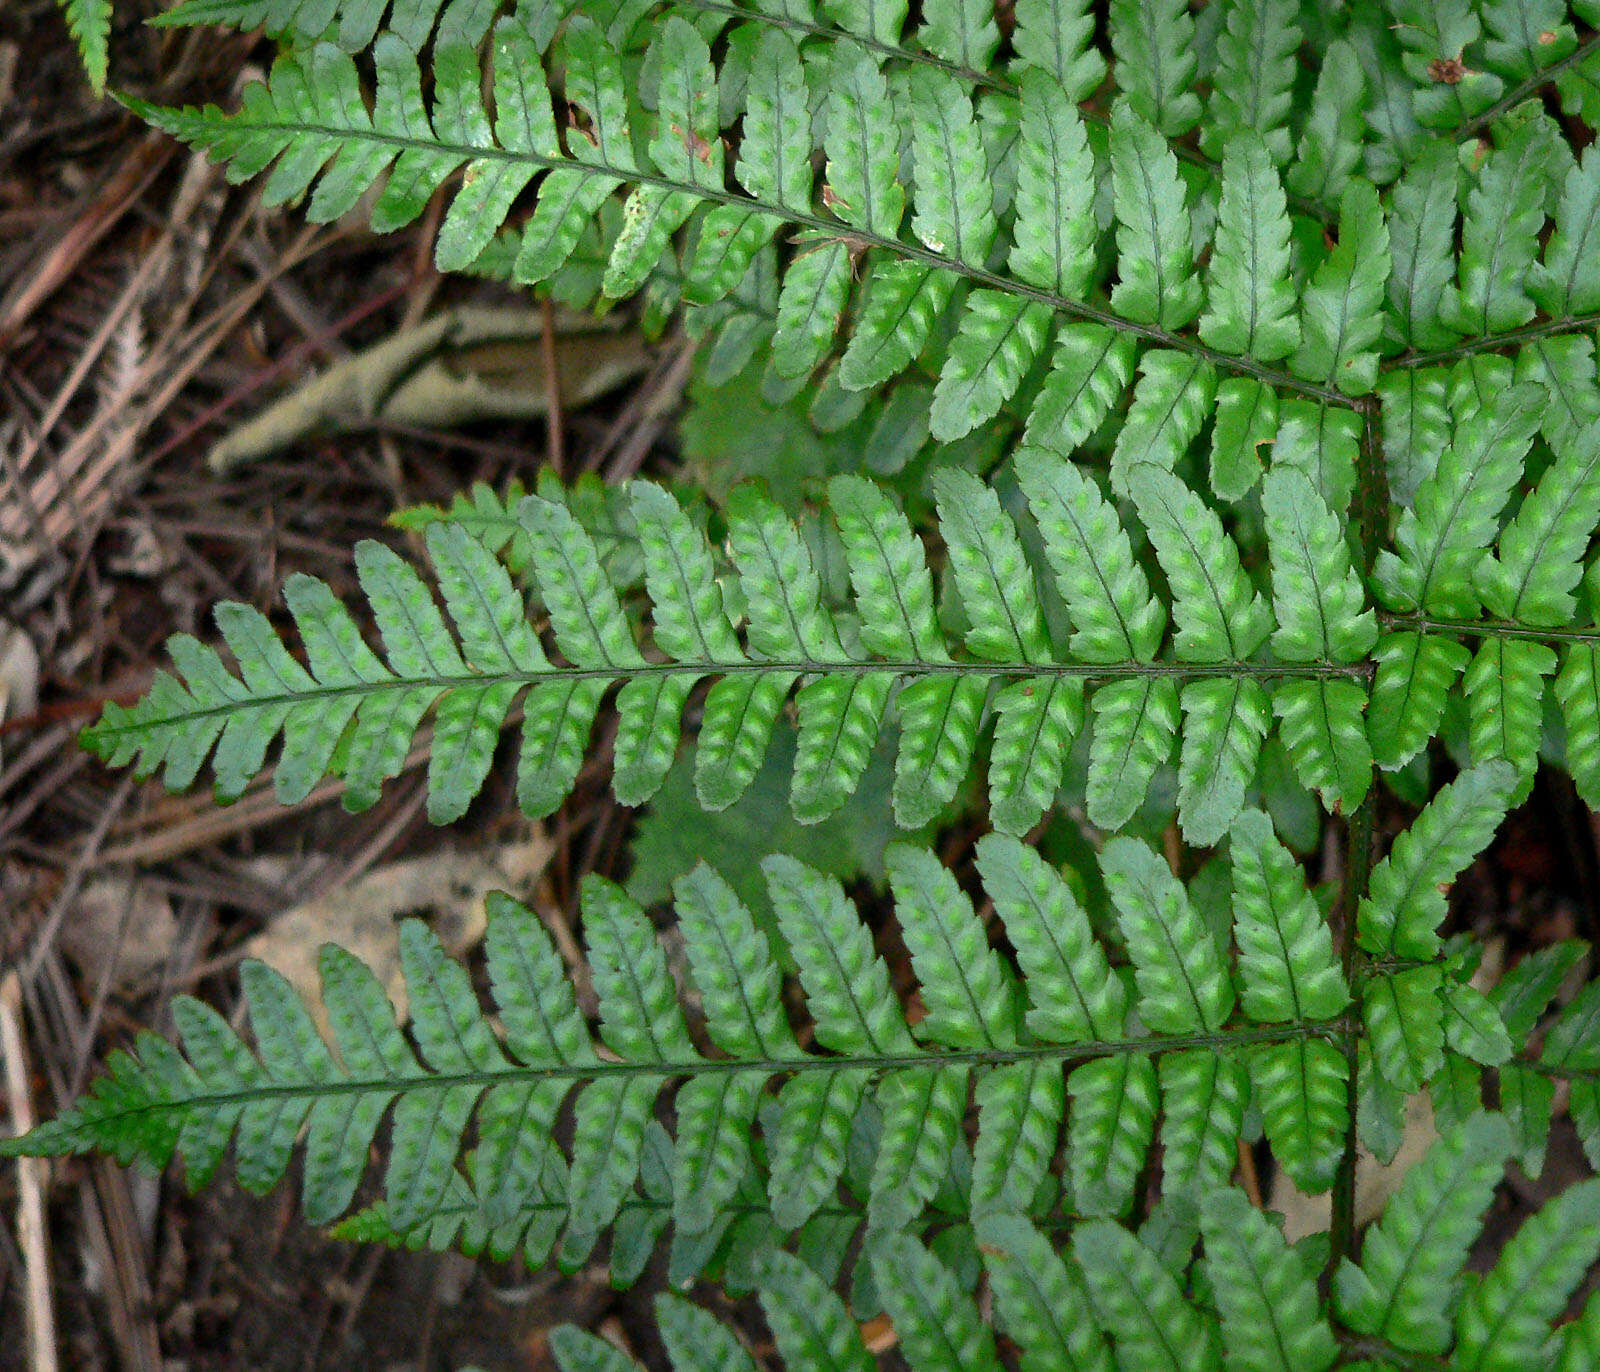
0,4 -> 704,1366
3,3 -> 1600,1370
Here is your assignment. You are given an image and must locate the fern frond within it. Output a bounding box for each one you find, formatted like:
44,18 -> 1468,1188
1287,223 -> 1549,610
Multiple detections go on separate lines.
1198,134 -> 1299,362
1108,0 -> 1200,138
1109,101 -> 1202,333
1356,759 -> 1519,959
1334,1112 -> 1515,1354
1373,382 -> 1544,617
1386,0 -> 1503,131
4,837 -> 1362,1257
1289,181 -> 1388,395
1285,38 -> 1366,210
1200,1188 -> 1338,1372
55,0 -> 111,92
1529,145 -> 1600,316
1445,109 -> 1565,337
86,462 -> 1371,843
154,0 -> 510,52
1201,0 -> 1301,167
1075,1219 -> 1222,1371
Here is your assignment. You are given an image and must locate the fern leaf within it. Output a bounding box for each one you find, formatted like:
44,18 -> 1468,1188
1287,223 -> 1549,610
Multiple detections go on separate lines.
673,865 -> 796,1060
1199,135 -> 1299,360
1491,940 -> 1587,1042
1109,102 -> 1202,331
1480,0 -> 1578,78
1357,760 -> 1519,959
1445,111 -> 1563,336
736,28 -> 811,210
976,833 -> 1127,1041
891,674 -> 988,828
1102,836 -> 1234,1034
1261,468 -> 1376,664
1362,966 -> 1446,1094
792,672 -> 894,823
929,291 -> 1053,440
1159,1049 -> 1247,1197
1454,1177 -> 1600,1372
1108,0 -> 1200,137
1209,378 -> 1278,499
888,844 -> 1019,1049
1109,350 -> 1217,489
838,261 -> 956,391
1251,1038 -> 1348,1193
908,68 -> 996,266
1386,0 -> 1502,129
1075,1220 -> 1222,1371
762,853 -> 913,1057
1009,70 -> 1097,297
1067,1054 -> 1159,1218
656,1293 -> 759,1372
1542,976 -> 1600,1074
1477,413 -> 1600,627
1202,0 -> 1301,166
757,1249 -> 875,1372
1085,676 -> 1181,831
1529,145 -> 1600,316
1383,144 -> 1462,352
918,0 -> 1000,69
1439,979 -> 1514,1068
1016,451 -> 1165,663
869,1230 -> 1002,1371
1285,39 -> 1366,209
771,239 -> 853,379
1176,677 -> 1269,845
1366,631 -> 1471,771
55,0 -> 111,92
1011,0 -> 1105,102
766,1068 -> 869,1229
1373,383 -> 1543,616
1129,467 -> 1270,661
1516,335 -> 1600,451
822,47 -> 905,238
1229,809 -> 1348,1021
1200,1189 -> 1338,1372
1022,326 -> 1138,457
868,1063 -> 967,1227
822,0 -> 910,47
826,476 -> 943,660
987,675 -> 1083,835
1289,181 -> 1388,395
1272,679 -> 1373,812
1268,400 -> 1360,510
551,1326 -> 641,1372
1334,1112 -> 1515,1355
933,469 -> 1052,663
1557,643 -> 1600,808
1378,367 -> 1451,508
972,1059 -> 1062,1216
977,1213 -> 1114,1372
1464,637 -> 1557,784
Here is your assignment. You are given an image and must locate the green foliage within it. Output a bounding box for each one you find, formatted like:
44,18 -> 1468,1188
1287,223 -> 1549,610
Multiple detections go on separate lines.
24,1 -> 1600,1367
83,457 -> 1386,843
55,0 -> 111,91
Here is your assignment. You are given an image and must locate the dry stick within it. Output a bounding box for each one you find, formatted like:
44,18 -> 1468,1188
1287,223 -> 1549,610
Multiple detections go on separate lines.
0,133 -> 171,351
541,294 -> 566,477
6,210 -> 177,486
0,970 -> 58,1372
597,336 -> 696,482
20,773 -> 135,984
